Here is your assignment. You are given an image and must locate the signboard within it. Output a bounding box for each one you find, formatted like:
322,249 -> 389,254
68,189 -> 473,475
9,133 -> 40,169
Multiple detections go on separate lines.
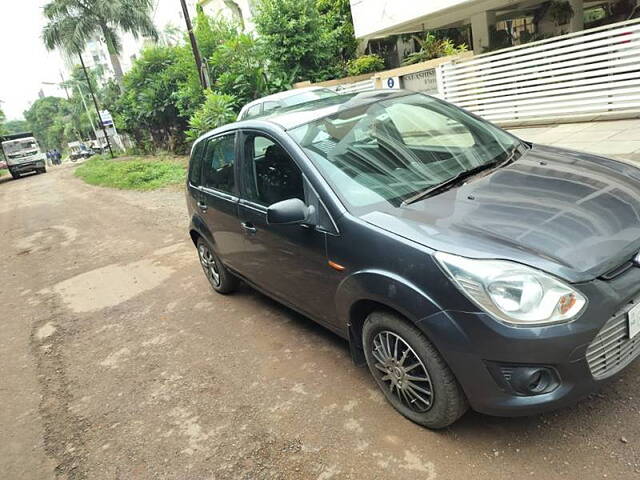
382,76 -> 401,89
401,68 -> 438,94
99,110 -> 113,126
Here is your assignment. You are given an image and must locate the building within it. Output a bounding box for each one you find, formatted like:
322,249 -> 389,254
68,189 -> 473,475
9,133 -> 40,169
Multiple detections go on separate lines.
350,0 -> 635,62
199,0 -> 257,33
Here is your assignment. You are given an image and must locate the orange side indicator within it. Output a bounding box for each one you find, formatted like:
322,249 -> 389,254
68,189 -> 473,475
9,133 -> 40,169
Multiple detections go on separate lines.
328,260 -> 346,271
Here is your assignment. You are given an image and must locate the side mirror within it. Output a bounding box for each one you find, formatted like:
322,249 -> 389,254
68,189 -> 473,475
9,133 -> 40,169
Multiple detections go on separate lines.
267,198 -> 311,225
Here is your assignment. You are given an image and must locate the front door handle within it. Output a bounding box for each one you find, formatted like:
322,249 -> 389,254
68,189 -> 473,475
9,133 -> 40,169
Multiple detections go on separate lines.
197,201 -> 208,212
241,222 -> 257,234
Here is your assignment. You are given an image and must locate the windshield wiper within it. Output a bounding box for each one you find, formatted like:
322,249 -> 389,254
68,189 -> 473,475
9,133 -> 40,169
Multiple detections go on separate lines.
401,144 -> 523,206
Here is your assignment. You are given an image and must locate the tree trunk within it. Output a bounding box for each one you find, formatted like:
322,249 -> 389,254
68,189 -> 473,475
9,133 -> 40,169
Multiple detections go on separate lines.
101,25 -> 124,87
108,51 -> 124,86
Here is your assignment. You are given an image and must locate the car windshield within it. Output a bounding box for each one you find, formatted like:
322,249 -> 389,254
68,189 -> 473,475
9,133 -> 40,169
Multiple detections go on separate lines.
280,89 -> 336,107
4,139 -> 38,155
289,93 -> 522,212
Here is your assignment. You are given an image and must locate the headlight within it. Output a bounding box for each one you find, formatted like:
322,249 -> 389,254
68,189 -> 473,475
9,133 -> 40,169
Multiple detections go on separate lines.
435,252 -> 586,326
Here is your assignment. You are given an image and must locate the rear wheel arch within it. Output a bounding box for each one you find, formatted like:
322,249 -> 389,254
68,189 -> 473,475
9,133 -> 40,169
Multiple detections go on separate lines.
189,229 -> 201,246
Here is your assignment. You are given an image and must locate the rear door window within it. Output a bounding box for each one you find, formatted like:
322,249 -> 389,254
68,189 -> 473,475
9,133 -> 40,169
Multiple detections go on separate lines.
188,140 -> 206,186
202,134 -> 237,194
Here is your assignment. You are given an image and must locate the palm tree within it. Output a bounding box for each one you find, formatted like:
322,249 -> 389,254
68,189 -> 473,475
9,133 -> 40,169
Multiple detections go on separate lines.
41,13 -> 115,157
42,0 -> 158,85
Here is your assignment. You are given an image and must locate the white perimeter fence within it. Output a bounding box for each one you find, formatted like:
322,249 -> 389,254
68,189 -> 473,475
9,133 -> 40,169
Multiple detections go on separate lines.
309,19 -> 640,126
437,18 -> 640,126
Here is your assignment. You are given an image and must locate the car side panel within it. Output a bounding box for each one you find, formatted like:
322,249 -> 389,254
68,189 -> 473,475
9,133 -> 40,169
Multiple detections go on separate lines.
329,222 -> 444,329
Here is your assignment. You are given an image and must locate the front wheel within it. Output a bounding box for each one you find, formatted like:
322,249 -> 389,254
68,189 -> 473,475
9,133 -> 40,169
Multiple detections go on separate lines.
363,311 -> 468,429
196,237 -> 238,294
10,169 -> 20,180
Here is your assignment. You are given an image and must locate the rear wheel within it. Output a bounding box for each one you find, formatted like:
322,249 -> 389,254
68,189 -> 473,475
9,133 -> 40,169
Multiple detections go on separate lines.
196,237 -> 238,294
363,311 -> 468,429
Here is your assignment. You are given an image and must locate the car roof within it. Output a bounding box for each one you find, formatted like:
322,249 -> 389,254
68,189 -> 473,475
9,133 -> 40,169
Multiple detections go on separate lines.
194,90 -> 415,146
243,86 -> 333,109
249,90 -> 413,130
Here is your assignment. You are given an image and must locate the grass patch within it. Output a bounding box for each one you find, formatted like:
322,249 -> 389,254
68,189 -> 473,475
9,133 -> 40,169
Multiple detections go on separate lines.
74,155 -> 187,190
0,169 -> 7,177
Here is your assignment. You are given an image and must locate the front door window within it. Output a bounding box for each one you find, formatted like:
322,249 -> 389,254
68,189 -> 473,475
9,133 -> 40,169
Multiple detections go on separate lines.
241,134 -> 304,206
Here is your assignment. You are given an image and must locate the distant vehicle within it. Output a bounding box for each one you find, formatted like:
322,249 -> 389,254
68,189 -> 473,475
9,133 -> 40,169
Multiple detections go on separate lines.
0,132 -> 47,179
89,139 -> 108,154
68,141 -> 95,162
237,87 -> 338,121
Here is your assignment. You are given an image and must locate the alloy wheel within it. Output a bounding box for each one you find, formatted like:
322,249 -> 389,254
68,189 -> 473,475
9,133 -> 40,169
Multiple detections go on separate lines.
371,330 -> 434,412
198,243 -> 221,287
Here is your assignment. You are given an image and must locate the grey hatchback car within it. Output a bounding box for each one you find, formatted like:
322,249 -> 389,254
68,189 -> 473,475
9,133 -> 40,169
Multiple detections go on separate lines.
186,90 -> 640,428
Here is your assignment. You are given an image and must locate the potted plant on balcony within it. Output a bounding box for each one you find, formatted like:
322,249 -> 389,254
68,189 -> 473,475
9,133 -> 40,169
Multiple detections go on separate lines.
548,0 -> 575,26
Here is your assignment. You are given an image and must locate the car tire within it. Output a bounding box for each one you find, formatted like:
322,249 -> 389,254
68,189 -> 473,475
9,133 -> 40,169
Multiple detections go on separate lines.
196,237 -> 238,294
363,311 -> 468,429
10,169 -> 20,179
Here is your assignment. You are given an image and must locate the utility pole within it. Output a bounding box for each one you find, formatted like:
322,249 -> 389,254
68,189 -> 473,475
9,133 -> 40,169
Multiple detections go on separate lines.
59,71 -> 70,100
179,0 -> 208,89
77,52 -> 114,158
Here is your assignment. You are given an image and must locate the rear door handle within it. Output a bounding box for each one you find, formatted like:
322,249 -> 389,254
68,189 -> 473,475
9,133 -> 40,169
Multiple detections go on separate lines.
197,201 -> 208,212
241,222 -> 257,234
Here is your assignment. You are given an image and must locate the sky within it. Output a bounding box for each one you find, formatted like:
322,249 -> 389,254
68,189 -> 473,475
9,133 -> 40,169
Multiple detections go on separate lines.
0,0 -> 188,120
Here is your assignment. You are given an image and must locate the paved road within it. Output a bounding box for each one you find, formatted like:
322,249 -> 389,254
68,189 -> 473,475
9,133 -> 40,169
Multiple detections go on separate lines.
2,165 -> 640,479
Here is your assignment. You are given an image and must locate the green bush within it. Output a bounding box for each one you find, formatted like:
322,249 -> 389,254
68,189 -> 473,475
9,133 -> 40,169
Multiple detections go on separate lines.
74,156 -> 186,190
346,54 -> 385,76
254,0 -> 351,82
402,33 -> 468,65
186,90 -> 237,142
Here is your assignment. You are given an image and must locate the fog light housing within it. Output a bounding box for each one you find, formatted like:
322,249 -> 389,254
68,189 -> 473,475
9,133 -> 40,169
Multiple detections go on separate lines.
487,362 -> 560,396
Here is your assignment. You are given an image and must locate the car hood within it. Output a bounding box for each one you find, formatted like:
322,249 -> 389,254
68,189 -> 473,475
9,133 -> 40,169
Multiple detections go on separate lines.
360,144 -> 640,283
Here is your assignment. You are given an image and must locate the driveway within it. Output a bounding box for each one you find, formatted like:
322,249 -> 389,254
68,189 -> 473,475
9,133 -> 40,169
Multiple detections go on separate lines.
2,166 -> 640,479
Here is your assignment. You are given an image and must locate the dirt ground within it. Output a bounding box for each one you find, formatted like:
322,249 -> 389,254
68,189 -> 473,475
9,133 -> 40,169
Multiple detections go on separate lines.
2,164 -> 640,480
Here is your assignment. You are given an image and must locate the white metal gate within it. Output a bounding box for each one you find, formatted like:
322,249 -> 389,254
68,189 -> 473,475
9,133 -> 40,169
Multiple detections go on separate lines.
437,19 -> 640,126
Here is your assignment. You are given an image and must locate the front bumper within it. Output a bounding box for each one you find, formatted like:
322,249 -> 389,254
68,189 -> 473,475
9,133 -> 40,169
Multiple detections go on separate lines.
11,160 -> 45,173
417,266 -> 640,416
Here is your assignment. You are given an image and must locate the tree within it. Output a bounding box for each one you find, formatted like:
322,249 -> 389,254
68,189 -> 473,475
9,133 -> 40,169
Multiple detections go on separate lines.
115,46 -> 189,152
186,91 -> 237,142
42,0 -> 158,85
210,34 -> 270,107
0,106 -> 5,135
316,0 -> 358,63
3,120 -> 30,135
23,97 -> 76,150
172,11 -> 240,121
254,0 -> 339,82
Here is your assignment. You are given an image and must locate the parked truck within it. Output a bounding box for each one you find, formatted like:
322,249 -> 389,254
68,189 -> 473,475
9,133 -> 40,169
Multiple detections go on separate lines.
1,132 -> 47,179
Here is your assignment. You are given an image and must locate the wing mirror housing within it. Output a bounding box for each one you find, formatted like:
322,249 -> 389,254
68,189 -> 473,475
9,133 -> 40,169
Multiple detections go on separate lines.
267,198 -> 313,225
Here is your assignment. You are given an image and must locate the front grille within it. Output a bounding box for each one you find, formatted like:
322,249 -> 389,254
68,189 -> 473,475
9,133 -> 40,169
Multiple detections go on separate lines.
586,302 -> 640,380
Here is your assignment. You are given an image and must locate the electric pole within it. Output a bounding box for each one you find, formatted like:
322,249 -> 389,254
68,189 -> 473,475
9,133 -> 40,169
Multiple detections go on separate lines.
179,0 -> 208,89
77,52 -> 114,158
